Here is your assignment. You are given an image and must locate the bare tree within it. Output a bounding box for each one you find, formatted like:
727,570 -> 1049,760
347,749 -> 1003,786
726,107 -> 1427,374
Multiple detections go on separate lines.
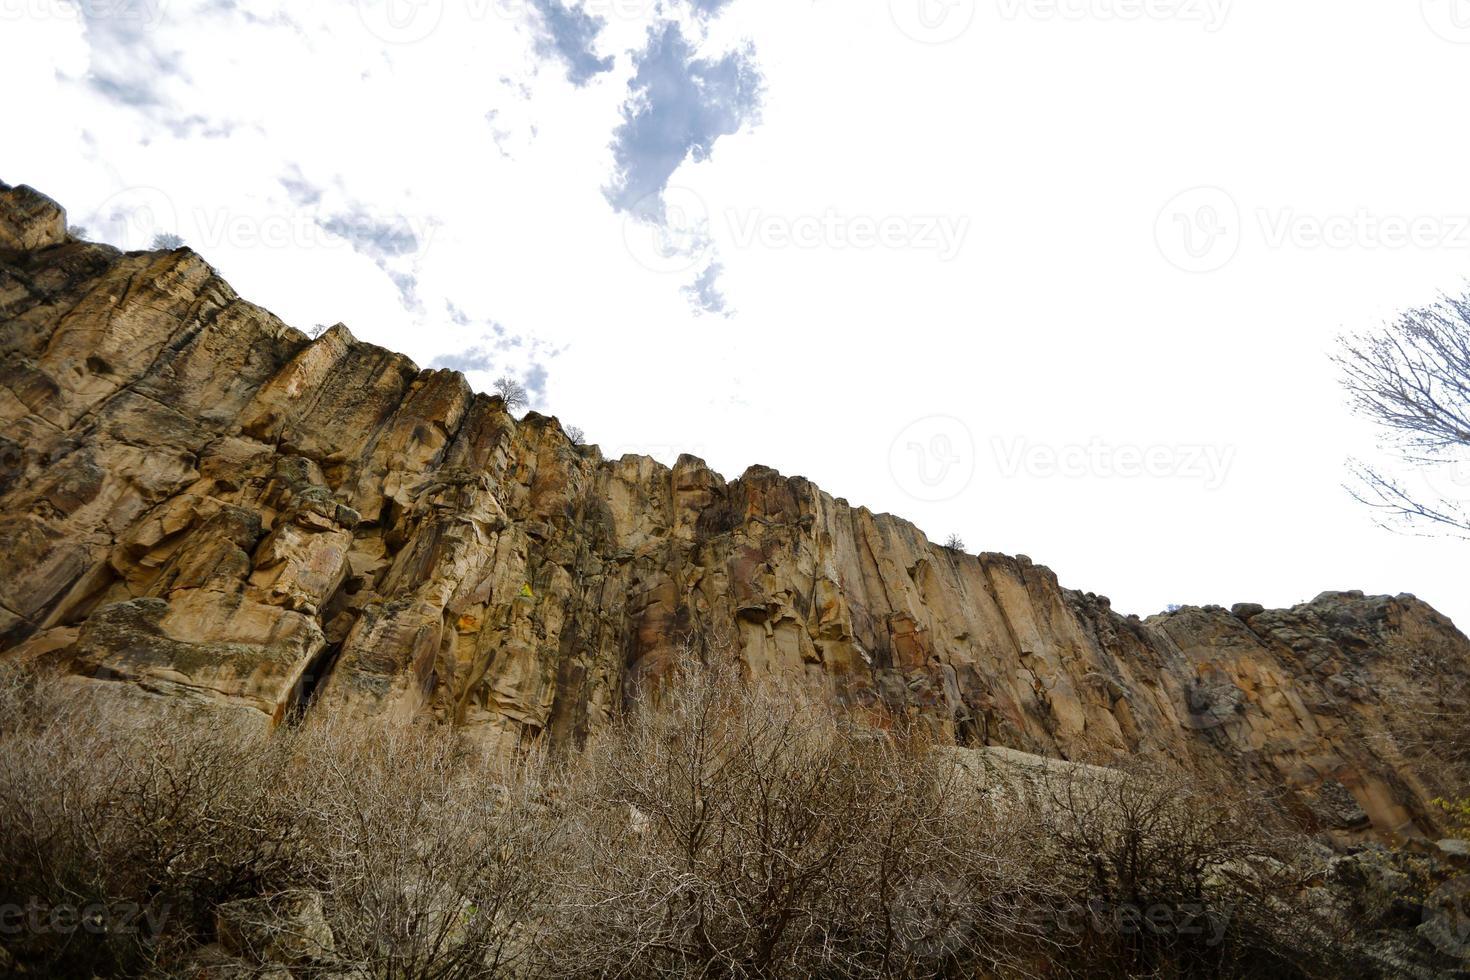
943,533 -> 965,552
1335,292 -> 1470,536
493,377 -> 528,413
150,232 -> 185,250
564,425 -> 585,446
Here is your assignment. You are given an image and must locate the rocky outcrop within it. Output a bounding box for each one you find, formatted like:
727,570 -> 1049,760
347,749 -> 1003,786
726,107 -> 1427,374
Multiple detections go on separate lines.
3,182 -> 1468,843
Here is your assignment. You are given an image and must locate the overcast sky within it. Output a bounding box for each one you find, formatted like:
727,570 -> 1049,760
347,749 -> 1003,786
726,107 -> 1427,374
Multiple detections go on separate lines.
4,0 -> 1468,627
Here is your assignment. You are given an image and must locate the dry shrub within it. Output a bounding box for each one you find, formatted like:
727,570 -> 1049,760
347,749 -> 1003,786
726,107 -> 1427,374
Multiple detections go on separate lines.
0,666 -> 554,979
0,661 -> 1354,979
0,666 -> 307,976
1026,760 -> 1347,979
1376,641 -> 1470,798
534,660 -> 1056,978
285,714 -> 555,979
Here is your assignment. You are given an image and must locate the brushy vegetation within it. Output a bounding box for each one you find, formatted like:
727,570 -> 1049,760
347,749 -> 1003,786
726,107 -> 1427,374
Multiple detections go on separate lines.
0,663 -> 1352,978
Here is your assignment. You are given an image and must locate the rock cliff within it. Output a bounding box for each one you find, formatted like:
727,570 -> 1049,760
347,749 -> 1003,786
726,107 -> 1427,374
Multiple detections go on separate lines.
3,182 -> 1467,843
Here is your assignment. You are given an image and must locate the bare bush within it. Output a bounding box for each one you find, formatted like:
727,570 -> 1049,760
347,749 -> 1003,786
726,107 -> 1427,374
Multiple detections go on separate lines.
1028,760 -> 1343,978
535,661 -> 1054,978
0,669 -> 556,979
0,663 -> 1355,979
1374,640 -> 1470,794
286,714 -> 557,979
0,668 -> 307,976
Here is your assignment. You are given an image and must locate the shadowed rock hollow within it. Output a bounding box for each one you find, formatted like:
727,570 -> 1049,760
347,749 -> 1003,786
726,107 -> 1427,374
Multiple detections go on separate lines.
3,181 -> 1467,844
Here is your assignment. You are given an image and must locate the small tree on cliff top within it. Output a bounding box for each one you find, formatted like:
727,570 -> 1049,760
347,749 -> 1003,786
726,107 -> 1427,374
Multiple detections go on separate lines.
494,376 -> 529,413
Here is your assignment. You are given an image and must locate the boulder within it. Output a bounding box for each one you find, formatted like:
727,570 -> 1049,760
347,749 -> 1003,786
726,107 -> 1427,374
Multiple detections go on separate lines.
214,890 -> 335,968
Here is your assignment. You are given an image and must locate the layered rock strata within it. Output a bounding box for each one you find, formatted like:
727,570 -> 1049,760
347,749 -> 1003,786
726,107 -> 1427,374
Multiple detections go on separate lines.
3,182 -> 1467,842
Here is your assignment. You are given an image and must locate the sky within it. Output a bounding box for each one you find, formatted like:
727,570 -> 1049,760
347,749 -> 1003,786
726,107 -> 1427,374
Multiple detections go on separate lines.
3,0 -> 1468,628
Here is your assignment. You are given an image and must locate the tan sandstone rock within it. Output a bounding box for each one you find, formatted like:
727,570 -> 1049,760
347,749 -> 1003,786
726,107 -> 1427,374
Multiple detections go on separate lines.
3,182 -> 1468,844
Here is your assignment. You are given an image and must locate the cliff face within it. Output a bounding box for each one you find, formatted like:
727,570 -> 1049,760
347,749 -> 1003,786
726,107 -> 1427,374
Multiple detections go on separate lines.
3,182 -> 1467,842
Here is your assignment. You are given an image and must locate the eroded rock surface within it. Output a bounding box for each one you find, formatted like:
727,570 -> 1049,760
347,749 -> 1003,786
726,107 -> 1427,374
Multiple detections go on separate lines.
3,182 -> 1468,842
